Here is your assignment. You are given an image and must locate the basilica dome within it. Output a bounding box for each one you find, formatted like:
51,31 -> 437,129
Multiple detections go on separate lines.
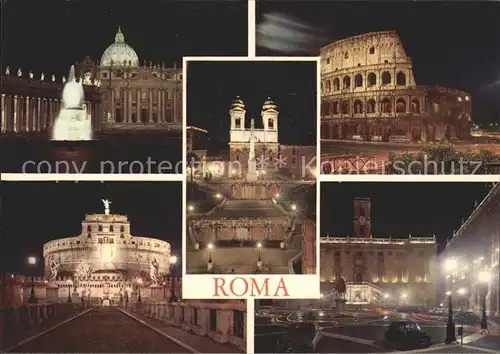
100,27 -> 139,68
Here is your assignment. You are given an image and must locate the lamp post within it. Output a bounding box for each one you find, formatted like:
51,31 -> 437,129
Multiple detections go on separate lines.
67,279 -> 73,303
401,293 -> 407,308
256,242 -> 262,273
207,243 -> 214,274
478,270 -> 491,334
125,287 -> 131,307
444,258 -> 458,344
137,278 -> 142,303
27,256 -> 37,304
384,293 -> 389,308
169,255 -> 178,302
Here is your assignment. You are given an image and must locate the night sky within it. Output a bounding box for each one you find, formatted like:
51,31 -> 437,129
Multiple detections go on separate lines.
256,1 -> 500,124
1,182 -> 182,275
320,182 -> 494,252
1,0 -> 247,77
187,61 -> 317,146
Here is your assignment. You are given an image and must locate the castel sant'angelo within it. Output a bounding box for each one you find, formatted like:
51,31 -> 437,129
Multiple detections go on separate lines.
320,31 -> 471,143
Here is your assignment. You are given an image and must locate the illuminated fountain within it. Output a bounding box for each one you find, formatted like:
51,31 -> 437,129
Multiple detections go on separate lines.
52,65 -> 93,141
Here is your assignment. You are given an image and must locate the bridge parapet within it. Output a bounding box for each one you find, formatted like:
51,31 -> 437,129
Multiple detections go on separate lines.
0,302 -> 90,347
123,301 -> 246,351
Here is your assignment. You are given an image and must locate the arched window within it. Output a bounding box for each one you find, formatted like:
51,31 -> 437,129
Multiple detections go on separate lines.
333,78 -> 340,91
234,118 -> 241,129
268,118 -> 274,129
396,71 -> 406,86
366,99 -> 376,114
381,98 -> 392,113
367,73 -> 376,87
325,80 -> 331,93
343,76 -> 351,90
341,101 -> 350,115
332,101 -> 339,115
353,100 -> 363,114
411,99 -> 421,113
381,71 -> 391,85
354,74 -> 363,88
396,98 -> 406,113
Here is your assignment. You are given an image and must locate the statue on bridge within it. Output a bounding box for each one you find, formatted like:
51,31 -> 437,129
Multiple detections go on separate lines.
150,257 -> 160,285
46,254 -> 61,281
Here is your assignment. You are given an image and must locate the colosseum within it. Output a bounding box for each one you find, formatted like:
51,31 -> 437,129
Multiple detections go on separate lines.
320,31 -> 471,143
41,203 -> 176,303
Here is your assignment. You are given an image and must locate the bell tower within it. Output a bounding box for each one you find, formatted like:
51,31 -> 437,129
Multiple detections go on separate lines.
229,95 -> 246,131
261,97 -> 278,133
353,197 -> 371,238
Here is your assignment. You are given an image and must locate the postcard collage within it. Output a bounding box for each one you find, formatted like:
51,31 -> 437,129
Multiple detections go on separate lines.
2,0 -> 500,353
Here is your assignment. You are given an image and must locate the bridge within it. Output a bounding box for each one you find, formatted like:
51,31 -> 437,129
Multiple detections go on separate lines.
1,302 -> 245,353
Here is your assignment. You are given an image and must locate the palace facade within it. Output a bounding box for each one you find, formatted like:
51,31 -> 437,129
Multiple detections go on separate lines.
440,183 -> 500,316
320,198 -> 438,307
320,31 -> 471,143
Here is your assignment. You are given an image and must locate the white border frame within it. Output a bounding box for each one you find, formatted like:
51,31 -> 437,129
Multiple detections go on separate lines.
1,173 -> 183,181
182,56 -> 321,300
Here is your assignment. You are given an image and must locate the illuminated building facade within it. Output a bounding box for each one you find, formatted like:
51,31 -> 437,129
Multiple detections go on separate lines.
320,31 -> 471,142
440,183 -> 500,316
75,27 -> 182,130
320,198 -> 438,306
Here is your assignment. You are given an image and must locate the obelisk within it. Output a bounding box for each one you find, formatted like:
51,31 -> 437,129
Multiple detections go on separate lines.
246,119 -> 258,181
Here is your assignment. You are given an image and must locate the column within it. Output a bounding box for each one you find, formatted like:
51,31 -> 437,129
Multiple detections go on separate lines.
128,90 -> 132,124
158,89 -> 163,123
1,94 -> 5,133
110,89 -> 115,123
32,97 -> 37,132
41,98 -> 47,131
172,89 -> 177,124
123,88 -> 128,124
148,89 -> 153,123
13,95 -> 18,133
137,89 -> 141,123
25,96 -> 30,132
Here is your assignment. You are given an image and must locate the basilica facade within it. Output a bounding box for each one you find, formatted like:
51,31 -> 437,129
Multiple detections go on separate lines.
75,27 -> 182,131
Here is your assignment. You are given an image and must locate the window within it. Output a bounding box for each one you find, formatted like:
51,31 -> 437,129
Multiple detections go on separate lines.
378,252 -> 383,257
209,309 -> 217,331
234,118 -> 241,129
233,310 -> 244,338
369,46 -> 375,54
357,252 -> 363,257
335,251 -> 340,257
344,52 -> 349,59
120,226 -> 125,232
87,225 -> 91,232
110,225 -> 114,232
98,225 -> 103,232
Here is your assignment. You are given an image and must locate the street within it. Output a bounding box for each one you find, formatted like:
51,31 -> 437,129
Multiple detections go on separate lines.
255,309 -> 500,353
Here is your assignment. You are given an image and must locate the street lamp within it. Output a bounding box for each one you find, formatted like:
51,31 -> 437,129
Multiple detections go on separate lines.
137,278 -> 143,303
207,243 -> 214,274
256,242 -> 263,272
67,279 -> 73,303
444,258 -> 457,344
187,204 -> 195,212
169,256 -> 178,302
125,286 -> 131,307
478,270 -> 491,333
27,256 -> 37,304
290,204 -> 297,211
384,293 -> 389,308
401,293 -> 407,308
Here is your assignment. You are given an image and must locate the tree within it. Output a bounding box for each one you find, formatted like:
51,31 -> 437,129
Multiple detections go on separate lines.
388,144 -> 497,174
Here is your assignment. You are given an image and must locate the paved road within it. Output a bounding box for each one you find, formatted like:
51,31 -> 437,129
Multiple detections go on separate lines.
9,307 -> 191,353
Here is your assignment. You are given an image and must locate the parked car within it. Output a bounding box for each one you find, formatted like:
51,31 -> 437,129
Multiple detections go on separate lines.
384,321 -> 431,350
276,322 -> 322,352
455,311 -> 481,325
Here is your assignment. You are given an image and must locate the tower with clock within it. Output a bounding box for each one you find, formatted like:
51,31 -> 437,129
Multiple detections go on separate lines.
353,197 -> 371,238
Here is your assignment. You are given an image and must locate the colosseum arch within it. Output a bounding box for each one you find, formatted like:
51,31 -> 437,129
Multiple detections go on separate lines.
411,125 -> 422,142
342,123 -> 350,140
343,76 -> 351,90
321,101 -> 330,115
332,124 -> 340,139
353,99 -> 363,114
341,100 -> 350,115
367,99 -> 376,113
332,101 -> 339,114
354,74 -> 363,88
367,73 -> 376,87
427,125 -> 436,142
325,80 -> 332,93
396,98 -> 406,113
333,78 -> 340,91
381,98 -> 392,113
381,71 -> 391,85
396,71 -> 407,86
411,99 -> 420,113
355,124 -> 365,137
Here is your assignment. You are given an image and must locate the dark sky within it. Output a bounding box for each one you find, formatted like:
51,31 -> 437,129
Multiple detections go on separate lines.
320,182 -> 494,252
2,182 -> 182,275
257,1 -> 500,124
187,61 -> 317,145
1,0 -> 247,76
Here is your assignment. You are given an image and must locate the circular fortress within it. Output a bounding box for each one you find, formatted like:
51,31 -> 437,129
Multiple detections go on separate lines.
43,212 -> 172,289
320,31 -> 471,143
